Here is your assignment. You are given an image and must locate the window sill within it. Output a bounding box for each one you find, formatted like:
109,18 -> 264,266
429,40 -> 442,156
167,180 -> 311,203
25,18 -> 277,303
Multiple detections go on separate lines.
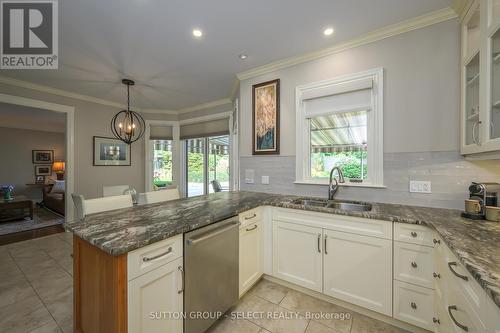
294,180 -> 386,189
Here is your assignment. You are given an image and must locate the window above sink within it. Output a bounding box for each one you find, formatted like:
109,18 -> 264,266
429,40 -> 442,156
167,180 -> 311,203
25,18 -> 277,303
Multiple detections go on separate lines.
295,68 -> 384,188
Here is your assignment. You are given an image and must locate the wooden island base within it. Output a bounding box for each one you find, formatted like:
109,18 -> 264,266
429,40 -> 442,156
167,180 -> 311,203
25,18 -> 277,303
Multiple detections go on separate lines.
73,236 -> 128,333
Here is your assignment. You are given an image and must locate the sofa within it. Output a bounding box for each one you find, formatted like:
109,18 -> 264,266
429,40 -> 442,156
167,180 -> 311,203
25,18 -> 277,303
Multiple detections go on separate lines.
43,184 -> 65,216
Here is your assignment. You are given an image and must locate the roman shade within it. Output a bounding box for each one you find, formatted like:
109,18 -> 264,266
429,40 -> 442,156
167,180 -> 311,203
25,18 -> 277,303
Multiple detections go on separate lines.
150,125 -> 173,140
310,110 -> 367,153
303,78 -> 373,117
180,118 -> 229,140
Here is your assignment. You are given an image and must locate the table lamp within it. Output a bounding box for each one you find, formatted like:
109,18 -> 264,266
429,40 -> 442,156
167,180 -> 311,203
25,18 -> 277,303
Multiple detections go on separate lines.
53,161 -> 65,180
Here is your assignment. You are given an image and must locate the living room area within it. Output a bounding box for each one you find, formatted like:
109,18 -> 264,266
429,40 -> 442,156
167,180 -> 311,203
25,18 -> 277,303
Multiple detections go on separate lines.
0,102 -> 67,244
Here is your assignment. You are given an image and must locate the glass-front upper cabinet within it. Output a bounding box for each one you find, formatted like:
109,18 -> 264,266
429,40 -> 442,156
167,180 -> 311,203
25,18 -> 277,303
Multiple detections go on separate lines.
462,1 -> 482,151
461,0 -> 500,155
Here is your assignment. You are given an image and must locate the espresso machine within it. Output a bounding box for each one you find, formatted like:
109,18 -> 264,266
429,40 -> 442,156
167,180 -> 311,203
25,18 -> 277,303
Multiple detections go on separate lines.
463,182 -> 500,218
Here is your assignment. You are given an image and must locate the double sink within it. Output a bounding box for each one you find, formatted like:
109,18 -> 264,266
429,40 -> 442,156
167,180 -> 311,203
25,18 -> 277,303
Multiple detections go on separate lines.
291,198 -> 372,212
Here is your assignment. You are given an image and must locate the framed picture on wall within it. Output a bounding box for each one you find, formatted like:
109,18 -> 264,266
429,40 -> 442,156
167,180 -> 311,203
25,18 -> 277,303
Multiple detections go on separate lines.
93,136 -> 131,166
32,150 -> 54,164
35,165 -> 52,176
252,79 -> 280,155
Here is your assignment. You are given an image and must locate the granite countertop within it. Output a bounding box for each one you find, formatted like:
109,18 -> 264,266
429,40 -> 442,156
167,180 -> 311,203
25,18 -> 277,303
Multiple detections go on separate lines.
65,191 -> 500,308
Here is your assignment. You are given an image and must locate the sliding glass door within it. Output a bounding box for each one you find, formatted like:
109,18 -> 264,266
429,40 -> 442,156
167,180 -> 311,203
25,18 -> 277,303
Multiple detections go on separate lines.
185,135 -> 230,197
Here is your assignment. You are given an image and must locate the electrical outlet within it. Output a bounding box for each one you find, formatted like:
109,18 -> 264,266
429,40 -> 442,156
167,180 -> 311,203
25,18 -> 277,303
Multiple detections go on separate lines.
245,169 -> 254,184
261,176 -> 269,184
409,180 -> 432,193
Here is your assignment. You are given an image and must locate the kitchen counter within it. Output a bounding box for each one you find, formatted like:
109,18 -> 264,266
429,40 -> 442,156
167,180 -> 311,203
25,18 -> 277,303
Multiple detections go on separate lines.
65,191 -> 500,307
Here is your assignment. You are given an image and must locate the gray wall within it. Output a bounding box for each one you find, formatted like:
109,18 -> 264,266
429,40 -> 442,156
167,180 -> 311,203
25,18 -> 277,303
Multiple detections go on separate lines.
238,19 -> 500,209
0,82 -> 176,199
0,127 -> 65,201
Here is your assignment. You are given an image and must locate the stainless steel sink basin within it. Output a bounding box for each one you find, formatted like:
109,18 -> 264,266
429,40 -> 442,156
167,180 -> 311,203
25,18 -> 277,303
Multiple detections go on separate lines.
291,198 -> 372,212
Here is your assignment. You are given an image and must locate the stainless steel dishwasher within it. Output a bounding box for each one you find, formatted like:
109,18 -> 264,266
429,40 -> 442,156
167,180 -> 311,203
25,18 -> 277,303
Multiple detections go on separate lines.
184,217 -> 240,333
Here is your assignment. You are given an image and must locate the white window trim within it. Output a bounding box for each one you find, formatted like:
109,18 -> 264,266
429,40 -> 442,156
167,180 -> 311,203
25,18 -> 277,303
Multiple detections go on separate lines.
144,120 -> 180,192
295,67 -> 384,187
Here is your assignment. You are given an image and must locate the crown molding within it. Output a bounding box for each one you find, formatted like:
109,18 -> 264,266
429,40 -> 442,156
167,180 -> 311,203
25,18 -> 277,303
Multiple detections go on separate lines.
452,0 -> 473,21
229,78 -> 240,101
237,7 -> 458,81
176,98 -> 232,114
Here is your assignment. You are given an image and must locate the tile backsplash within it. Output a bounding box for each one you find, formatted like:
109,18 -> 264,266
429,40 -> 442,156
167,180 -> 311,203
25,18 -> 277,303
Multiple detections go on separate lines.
239,151 -> 500,210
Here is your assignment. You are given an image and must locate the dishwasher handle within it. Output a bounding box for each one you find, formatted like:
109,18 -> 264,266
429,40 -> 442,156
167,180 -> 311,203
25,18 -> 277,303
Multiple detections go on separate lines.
186,221 -> 240,245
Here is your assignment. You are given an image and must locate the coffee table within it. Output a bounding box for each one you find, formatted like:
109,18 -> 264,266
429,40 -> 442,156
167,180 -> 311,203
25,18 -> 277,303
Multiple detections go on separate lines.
0,197 -> 33,222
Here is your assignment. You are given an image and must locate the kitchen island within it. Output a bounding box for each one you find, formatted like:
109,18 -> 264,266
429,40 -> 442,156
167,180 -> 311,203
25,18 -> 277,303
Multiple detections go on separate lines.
65,191 -> 500,332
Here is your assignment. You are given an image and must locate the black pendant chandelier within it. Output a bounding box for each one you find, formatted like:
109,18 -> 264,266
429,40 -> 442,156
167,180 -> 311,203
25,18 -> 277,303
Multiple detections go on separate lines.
111,79 -> 145,144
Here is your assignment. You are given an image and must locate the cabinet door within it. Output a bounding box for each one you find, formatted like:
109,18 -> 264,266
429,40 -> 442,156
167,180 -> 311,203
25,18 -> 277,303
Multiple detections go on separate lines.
272,221 -> 322,292
128,257 -> 183,333
239,220 -> 262,296
323,230 -> 392,316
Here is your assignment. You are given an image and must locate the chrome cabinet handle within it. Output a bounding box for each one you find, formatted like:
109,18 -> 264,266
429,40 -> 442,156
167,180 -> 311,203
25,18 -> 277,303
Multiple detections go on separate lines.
433,238 -> 441,245
317,234 -> 321,253
246,225 -> 258,232
411,302 -> 417,309
142,247 -> 172,262
433,317 -> 440,324
433,272 -> 441,278
448,305 -> 468,331
448,262 -> 468,281
410,232 -> 417,238
324,235 -> 328,255
411,262 -> 418,268
178,266 -> 184,294
244,213 -> 257,220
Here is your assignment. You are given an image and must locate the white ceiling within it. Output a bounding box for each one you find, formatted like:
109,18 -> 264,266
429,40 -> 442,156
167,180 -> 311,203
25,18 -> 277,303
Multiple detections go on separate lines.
0,0 -> 453,110
0,102 -> 66,133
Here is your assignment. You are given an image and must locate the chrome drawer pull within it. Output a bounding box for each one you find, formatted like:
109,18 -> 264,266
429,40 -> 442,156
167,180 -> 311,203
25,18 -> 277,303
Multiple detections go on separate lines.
448,262 -> 468,281
433,272 -> 441,278
244,213 -> 257,220
178,266 -> 184,294
317,234 -> 321,253
324,235 -> 328,255
433,317 -> 440,324
410,302 -> 417,309
246,225 -> 258,232
410,231 -> 417,238
411,261 -> 418,268
433,238 -> 441,244
142,247 -> 172,262
448,305 -> 468,331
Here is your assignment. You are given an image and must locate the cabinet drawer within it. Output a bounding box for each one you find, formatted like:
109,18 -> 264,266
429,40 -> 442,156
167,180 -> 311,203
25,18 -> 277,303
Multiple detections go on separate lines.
394,280 -> 435,331
446,283 -> 486,333
436,243 -> 485,316
128,235 -> 183,281
394,241 -> 435,289
239,207 -> 262,226
273,207 -> 392,239
394,223 -> 437,246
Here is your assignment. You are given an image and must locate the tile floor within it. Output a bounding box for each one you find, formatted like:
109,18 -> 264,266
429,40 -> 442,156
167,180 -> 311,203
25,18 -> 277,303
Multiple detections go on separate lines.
0,232 -> 411,333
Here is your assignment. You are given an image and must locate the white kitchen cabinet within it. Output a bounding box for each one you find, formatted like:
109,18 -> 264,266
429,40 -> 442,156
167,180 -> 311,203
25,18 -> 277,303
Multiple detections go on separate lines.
272,221 -> 323,292
128,257 -> 184,333
461,0 -> 500,155
239,219 -> 262,296
394,280 -> 435,331
394,241 -> 435,289
323,229 -> 392,316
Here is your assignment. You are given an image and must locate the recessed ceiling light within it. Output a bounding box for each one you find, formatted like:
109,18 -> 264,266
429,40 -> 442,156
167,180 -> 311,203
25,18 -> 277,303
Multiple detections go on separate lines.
323,27 -> 334,36
239,54 -> 248,60
192,29 -> 203,38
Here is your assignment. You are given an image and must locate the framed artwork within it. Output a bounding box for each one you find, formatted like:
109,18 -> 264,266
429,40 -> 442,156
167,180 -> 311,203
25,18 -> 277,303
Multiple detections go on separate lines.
35,176 -> 46,184
252,78 -> 280,155
93,136 -> 131,166
32,150 -> 54,164
35,165 -> 52,176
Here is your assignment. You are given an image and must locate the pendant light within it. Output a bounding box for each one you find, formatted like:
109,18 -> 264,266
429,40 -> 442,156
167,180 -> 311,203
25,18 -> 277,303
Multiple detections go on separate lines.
111,79 -> 145,144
